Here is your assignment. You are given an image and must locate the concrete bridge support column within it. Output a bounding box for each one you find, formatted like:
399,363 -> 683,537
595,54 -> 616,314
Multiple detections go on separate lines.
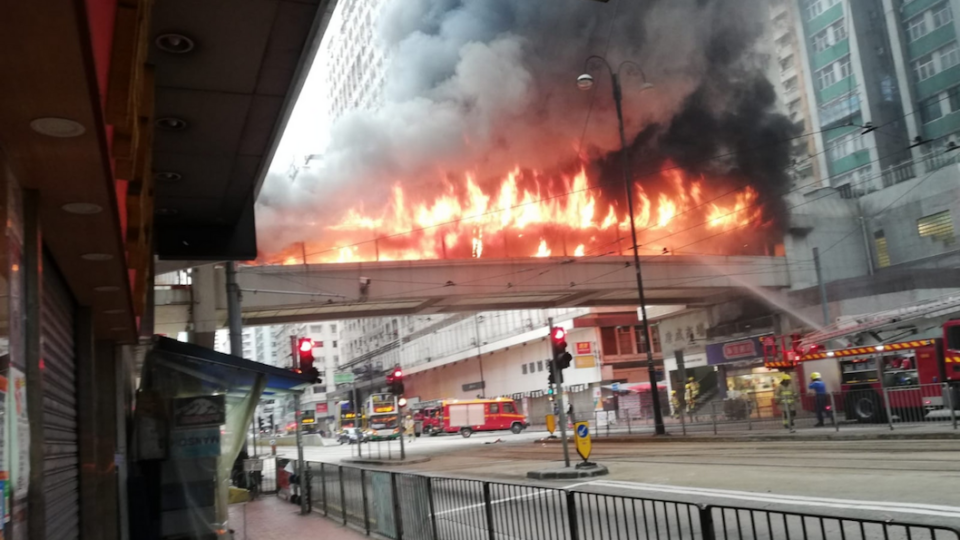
190,265 -> 219,348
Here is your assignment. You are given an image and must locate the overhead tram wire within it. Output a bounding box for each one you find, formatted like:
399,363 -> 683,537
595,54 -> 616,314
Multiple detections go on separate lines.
267,145 -> 948,304
273,74 -> 960,267
280,124 -> 839,265
259,86 -> 960,299
258,139 -> 951,304
815,159 -> 949,258
425,142 -> 952,296
421,131 -> 950,293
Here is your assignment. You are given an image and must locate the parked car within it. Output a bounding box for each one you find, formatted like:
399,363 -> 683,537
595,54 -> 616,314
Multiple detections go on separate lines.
337,427 -> 368,445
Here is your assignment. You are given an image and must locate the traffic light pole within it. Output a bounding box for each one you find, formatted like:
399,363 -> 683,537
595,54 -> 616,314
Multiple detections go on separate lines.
251,418 -> 257,458
549,317 -> 571,468
397,395 -> 406,460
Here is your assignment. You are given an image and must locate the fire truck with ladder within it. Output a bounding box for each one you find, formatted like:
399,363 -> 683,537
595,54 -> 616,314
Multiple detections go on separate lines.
763,295 -> 960,423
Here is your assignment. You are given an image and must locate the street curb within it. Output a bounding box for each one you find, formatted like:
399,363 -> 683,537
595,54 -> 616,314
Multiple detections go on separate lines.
526,464 -> 609,480
342,457 -> 432,466
536,431 -> 960,444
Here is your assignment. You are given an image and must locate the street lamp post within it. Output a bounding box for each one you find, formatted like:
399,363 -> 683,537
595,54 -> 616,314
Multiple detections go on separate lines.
579,56 -> 666,435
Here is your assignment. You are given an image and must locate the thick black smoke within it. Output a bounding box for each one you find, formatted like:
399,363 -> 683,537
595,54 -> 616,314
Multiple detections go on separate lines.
256,0 -> 794,252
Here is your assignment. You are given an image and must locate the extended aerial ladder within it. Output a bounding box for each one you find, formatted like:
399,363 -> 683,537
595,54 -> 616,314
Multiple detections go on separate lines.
800,294 -> 960,350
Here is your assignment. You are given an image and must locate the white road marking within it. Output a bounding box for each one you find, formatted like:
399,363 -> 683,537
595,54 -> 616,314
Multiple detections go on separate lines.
435,481 -> 593,517
589,480 -> 960,519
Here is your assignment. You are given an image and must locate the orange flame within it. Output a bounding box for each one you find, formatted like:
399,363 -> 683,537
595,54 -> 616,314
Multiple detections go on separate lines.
264,163 -> 769,264
535,239 -> 551,257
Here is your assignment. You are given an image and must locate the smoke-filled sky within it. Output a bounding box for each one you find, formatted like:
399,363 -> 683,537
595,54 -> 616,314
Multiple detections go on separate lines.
256,0 -> 793,256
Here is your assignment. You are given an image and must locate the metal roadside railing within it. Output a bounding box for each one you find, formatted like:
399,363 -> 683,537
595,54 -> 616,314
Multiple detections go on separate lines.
300,461 -> 960,540
574,382 -> 959,438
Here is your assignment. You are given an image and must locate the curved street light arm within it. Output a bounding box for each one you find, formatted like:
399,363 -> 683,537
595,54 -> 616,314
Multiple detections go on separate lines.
582,54 -> 614,76
616,60 -> 649,84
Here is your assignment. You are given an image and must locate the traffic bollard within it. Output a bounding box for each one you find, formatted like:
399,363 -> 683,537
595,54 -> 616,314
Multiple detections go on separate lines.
829,393 -> 839,432
711,402 -> 717,435
945,383 -> 958,430
883,388 -> 894,431
679,401 -> 686,436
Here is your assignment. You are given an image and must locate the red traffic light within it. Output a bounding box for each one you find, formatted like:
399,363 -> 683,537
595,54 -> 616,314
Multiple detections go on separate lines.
299,338 -> 314,352
393,368 -> 403,378
551,327 -> 566,342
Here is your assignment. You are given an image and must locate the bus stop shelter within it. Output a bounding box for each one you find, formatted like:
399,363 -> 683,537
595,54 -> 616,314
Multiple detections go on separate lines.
130,337 -> 313,540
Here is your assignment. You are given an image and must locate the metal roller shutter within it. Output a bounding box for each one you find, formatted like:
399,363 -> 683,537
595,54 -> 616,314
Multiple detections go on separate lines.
41,258 -> 79,540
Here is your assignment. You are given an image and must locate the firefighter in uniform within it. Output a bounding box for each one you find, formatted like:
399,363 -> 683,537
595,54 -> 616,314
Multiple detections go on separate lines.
809,372 -> 828,427
774,374 -> 796,432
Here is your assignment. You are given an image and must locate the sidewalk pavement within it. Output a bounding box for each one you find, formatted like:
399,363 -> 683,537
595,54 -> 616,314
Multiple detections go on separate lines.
228,494 -> 366,540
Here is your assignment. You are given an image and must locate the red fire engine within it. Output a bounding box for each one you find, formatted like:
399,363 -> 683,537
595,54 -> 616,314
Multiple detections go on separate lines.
765,320 -> 960,422
412,398 -> 528,437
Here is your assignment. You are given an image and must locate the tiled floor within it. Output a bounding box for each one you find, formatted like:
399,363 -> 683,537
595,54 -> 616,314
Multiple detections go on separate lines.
228,494 -> 367,539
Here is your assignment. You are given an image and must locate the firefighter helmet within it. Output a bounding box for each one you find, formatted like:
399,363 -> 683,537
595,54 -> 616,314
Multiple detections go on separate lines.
810,372 -> 822,380
781,374 -> 792,381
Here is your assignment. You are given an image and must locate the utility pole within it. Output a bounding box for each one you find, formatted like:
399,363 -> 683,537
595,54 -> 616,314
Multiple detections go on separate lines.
474,315 -> 485,397
397,394 -> 405,460
549,317 -> 571,467
294,393 -> 308,515
579,55 -> 665,435
353,386 -> 362,458
813,247 -> 830,326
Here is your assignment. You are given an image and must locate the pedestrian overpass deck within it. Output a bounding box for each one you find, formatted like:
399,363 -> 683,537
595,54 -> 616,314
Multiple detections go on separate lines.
223,255 -> 788,326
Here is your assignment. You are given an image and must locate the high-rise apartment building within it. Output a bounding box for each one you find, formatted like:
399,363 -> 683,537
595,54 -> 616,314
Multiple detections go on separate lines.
770,0 -> 823,190
783,0 -> 960,196
324,0 -> 390,123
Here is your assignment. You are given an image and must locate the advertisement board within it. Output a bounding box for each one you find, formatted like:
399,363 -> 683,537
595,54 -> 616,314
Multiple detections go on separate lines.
173,395 -> 226,428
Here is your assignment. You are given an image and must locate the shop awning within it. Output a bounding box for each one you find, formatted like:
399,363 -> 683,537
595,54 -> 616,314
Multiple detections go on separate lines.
150,336 -> 313,395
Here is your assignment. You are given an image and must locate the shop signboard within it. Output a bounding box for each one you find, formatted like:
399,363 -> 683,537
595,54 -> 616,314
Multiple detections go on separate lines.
315,403 -> 329,414
707,335 -> 770,366
574,355 -> 594,369
575,342 -> 592,355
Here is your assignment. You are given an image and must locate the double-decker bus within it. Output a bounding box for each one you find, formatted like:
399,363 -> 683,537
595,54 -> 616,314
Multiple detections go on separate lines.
337,400 -> 364,430
367,393 -> 401,441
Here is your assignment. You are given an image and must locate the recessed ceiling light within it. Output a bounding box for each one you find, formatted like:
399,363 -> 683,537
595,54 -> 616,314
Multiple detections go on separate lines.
62,202 -> 103,215
94,286 -> 120,293
156,117 -> 188,131
154,171 -> 182,183
104,309 -> 125,315
156,208 -> 179,217
30,117 -> 86,138
155,33 -> 195,54
81,253 -> 113,261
